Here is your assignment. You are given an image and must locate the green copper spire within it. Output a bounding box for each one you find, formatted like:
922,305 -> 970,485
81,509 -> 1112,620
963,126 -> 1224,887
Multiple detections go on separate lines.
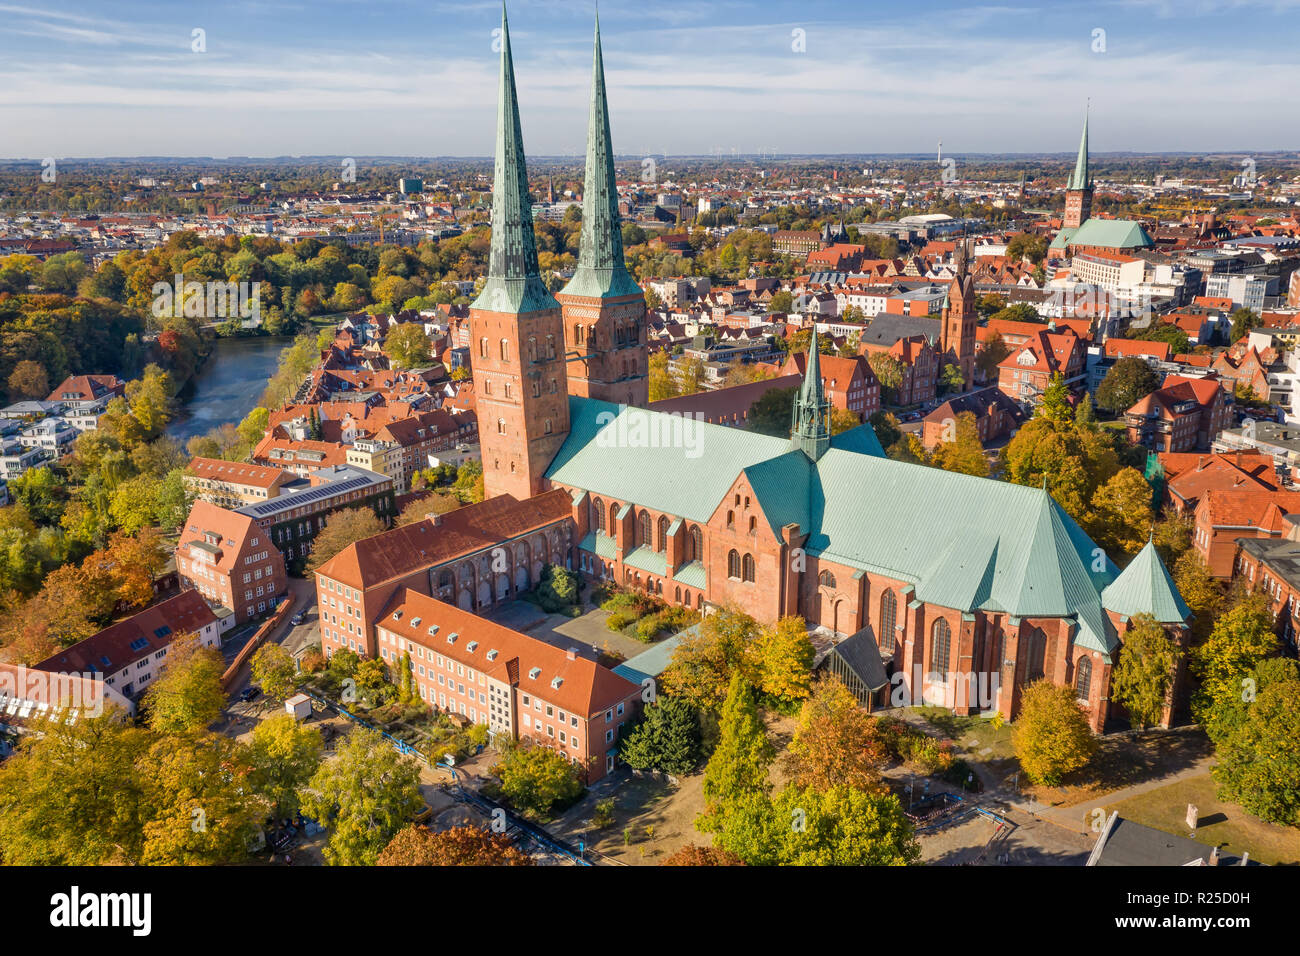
560,11 -> 642,300
1068,110 -> 1090,191
472,5 -> 558,314
791,328 -> 831,461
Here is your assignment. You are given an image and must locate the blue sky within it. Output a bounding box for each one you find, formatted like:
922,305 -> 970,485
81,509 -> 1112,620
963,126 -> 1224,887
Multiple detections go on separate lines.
1,0 -> 1298,159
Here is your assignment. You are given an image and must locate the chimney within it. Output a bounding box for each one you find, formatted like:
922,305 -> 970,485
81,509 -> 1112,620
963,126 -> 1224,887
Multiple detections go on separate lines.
1209,846 -> 1220,866
566,647 -> 578,661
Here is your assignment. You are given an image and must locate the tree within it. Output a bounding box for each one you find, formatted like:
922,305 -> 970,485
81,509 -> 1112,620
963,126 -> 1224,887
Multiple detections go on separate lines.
829,406 -> 860,435
975,332 -> 1010,381
1006,233 -> 1048,265
136,732 -> 263,865
747,385 -> 797,437
619,696 -> 701,775
1011,681 -> 1096,786
1210,663 -> 1300,827
1172,550 -> 1222,644
384,322 -> 432,369
306,507 -> 386,572
697,674 -> 773,835
648,350 -> 678,401
939,362 -> 964,395
494,743 -> 585,818
108,473 -> 162,534
1133,323 -> 1190,355
1191,594 -> 1278,732
1111,615 -> 1182,730
930,410 -> 989,477
250,642 -> 298,700
0,710 -> 149,864
1229,307 -> 1261,343
661,606 -> 759,709
784,677 -> 887,793
6,359 -> 48,400
1038,371 -> 1072,425
377,824 -> 534,865
867,352 -> 904,403
248,713 -> 323,818
1088,468 -> 1155,557
769,290 -> 793,313
750,615 -> 815,704
1096,356 -> 1160,413
300,727 -> 424,866
662,844 -> 745,865
532,563 -> 579,612
141,633 -> 227,734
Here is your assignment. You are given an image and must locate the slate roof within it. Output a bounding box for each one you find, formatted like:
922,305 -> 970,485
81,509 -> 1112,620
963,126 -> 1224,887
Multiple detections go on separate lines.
860,313 -> 941,348
824,627 -> 889,691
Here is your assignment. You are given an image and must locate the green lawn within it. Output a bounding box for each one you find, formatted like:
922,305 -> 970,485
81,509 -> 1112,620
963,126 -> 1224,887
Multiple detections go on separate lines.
913,707 -> 1015,760
1103,773 -> 1300,866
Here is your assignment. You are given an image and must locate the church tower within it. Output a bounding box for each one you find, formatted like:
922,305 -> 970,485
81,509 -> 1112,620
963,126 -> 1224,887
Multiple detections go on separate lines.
470,7 -> 570,501
556,13 -> 649,407
790,329 -> 831,461
940,238 -> 977,389
1064,111 -> 1093,230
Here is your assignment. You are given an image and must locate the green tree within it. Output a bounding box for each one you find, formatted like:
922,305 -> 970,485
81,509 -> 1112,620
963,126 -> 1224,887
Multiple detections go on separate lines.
306,506 -> 386,572
249,713 -> 323,818
1191,594 -> 1278,732
384,322 -> 432,368
1229,307 -> 1261,342
250,642 -> 298,700
1011,681 -> 1096,786
493,744 -> 585,818
697,674 -> 774,835
299,727 -> 423,866
1210,663 -> 1300,827
619,696 -> 701,775
661,606 -> 759,709
750,615 -> 815,704
867,351 -> 904,404
142,633 -> 227,734
1096,356 -> 1161,413
930,410 -> 989,477
1111,614 -> 1182,730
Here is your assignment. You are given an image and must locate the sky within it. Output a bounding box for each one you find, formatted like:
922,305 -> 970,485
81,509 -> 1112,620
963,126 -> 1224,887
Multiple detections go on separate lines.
1,0 -> 1298,160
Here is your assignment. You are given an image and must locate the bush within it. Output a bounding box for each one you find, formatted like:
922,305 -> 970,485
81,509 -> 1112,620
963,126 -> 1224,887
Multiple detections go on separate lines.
1011,681 -> 1097,786
533,564 -> 579,613
606,610 -> 636,631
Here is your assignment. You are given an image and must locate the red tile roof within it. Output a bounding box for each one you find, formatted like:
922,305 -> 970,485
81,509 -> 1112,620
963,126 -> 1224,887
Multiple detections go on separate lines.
35,590 -> 217,675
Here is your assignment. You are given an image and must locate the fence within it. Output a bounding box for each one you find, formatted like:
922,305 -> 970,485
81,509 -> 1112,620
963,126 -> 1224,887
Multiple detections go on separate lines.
220,599 -> 293,692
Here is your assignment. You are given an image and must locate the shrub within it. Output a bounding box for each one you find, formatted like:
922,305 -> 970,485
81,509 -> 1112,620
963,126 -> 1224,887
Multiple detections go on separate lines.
606,610 -> 636,632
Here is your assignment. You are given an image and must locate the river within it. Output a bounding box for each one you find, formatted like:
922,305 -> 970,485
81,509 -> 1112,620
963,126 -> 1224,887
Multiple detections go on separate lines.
167,335 -> 291,442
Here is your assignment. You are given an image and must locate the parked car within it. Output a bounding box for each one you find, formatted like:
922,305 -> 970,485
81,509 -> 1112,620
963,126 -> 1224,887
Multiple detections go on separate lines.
290,609 -> 307,626
239,686 -> 261,703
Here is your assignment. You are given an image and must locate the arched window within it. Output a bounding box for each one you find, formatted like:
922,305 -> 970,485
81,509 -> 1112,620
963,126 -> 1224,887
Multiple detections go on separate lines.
930,618 -> 951,674
546,334 -> 556,359
727,510 -> 735,529
527,337 -> 537,362
674,586 -> 682,603
742,553 -> 756,582
1024,628 -> 1046,682
728,549 -> 741,579
499,338 -> 510,361
574,324 -> 584,345
819,570 -> 836,589
748,516 -> 757,534
879,591 -> 897,653
593,498 -> 604,532
544,419 -> 553,435
438,570 -> 453,590
609,503 -> 619,530
479,337 -> 488,359
531,380 -> 540,398
657,515 -> 670,552
496,418 -> 506,434
1075,656 -> 1092,700
638,511 -> 652,547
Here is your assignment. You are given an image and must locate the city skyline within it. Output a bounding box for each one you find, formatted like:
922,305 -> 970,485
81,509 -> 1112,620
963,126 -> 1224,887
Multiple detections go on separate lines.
2,0 -> 1299,159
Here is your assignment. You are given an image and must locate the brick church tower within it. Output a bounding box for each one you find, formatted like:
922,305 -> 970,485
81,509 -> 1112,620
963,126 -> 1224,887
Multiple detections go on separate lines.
1063,111 -> 1092,230
940,239 -> 977,389
556,13 -> 649,408
470,8 -> 570,501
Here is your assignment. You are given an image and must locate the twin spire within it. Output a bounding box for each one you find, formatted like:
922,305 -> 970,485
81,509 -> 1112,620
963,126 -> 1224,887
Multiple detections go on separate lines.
471,5 -> 639,314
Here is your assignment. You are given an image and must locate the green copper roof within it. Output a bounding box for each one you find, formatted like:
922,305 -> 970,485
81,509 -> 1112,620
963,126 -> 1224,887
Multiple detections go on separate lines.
1102,539 -> 1190,624
1052,218 -> 1153,251
579,531 -> 617,560
545,396 -> 1136,652
1068,111 -> 1091,191
471,6 -> 559,315
559,13 -> 643,301
790,331 -> 831,461
674,560 -> 707,590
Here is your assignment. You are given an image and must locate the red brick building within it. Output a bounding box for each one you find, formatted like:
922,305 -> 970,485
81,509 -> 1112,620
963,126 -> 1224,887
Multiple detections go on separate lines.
1125,375 -> 1233,453
1193,487 -> 1300,577
996,327 -> 1087,407
780,352 -> 881,421
921,387 -> 1026,452
176,500 -> 288,626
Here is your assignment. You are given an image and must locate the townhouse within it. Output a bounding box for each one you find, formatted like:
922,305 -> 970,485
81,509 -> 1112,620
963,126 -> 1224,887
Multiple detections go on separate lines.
176,499 -> 289,627
1126,375 -> 1233,453
185,457 -> 295,509
1192,486 -> 1300,577
780,351 -> 881,421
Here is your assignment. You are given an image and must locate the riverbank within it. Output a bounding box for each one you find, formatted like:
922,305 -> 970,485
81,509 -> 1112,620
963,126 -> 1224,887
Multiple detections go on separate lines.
167,334 -> 293,442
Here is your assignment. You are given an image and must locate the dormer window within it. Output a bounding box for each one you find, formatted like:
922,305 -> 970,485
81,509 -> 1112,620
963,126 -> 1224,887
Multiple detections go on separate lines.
411,617 -> 421,628
427,624 -> 439,636
528,667 -> 541,680
467,641 -> 478,653
487,649 -> 499,661
551,676 -> 563,689
446,632 -> 458,644
392,611 -> 403,621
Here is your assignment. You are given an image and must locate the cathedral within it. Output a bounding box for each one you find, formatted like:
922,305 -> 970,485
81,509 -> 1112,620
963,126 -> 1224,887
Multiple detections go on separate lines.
466,9 -> 1190,731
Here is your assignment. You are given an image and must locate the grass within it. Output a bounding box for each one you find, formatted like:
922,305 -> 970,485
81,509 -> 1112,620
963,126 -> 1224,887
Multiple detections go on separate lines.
913,707 -> 1014,759
1102,773 -> 1300,866
1026,728 -> 1213,808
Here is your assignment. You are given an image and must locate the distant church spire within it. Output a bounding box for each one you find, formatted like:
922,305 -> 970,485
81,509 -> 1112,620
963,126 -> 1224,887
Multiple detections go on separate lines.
472,3 -> 556,314
1068,109 -> 1090,191
791,328 -> 831,461
560,8 -> 640,300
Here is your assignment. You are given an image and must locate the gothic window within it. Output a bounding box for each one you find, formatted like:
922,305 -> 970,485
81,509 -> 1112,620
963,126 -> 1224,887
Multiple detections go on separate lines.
546,335 -> 556,359
527,337 -> 537,362
675,586 -> 682,603
544,419 -> 552,434
742,553 -> 756,583
496,418 -> 506,434
728,550 -> 741,579
574,324 -> 584,345
726,510 -> 735,529
593,498 -> 605,532
609,503 -> 619,530
499,338 -> 510,362
638,511 -> 652,547
479,337 -> 488,359
657,515 -> 670,552
1075,656 -> 1092,700
483,379 -> 491,395
531,381 -> 540,398
748,516 -> 757,534
550,379 -> 558,393
930,618 -> 951,674
504,382 -> 512,399
1024,628 -> 1046,682
879,591 -> 897,653
819,570 -> 836,589
689,525 -> 703,562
